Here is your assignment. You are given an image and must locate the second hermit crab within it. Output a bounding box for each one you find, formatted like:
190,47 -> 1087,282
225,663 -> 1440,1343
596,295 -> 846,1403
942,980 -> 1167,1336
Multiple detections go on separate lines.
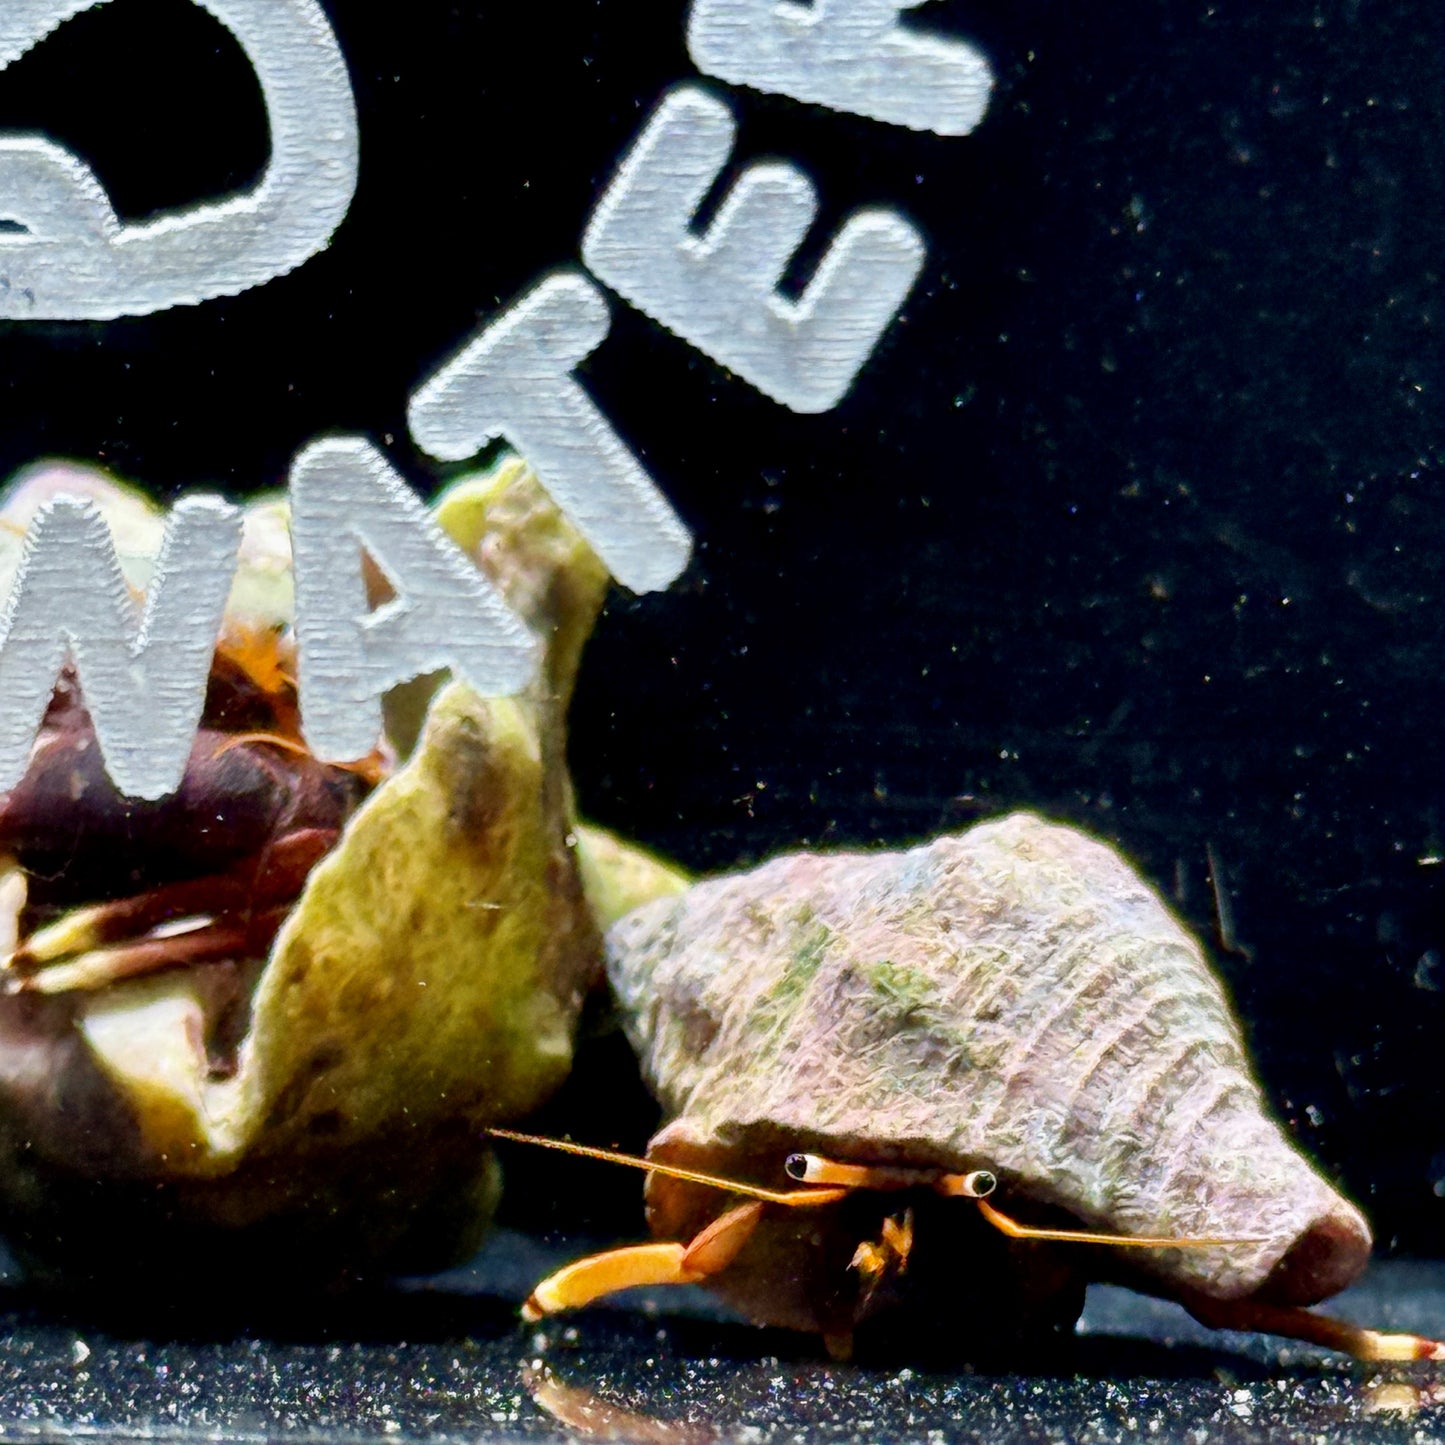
0,454 -> 612,1289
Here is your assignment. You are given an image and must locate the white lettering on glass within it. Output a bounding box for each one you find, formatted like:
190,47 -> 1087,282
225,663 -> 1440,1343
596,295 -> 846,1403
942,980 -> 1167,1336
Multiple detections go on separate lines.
0,494 -> 241,799
582,85 -> 926,415
687,0 -> 993,137
289,435 -> 538,763
0,0 -> 358,319
408,270 -> 692,594
0,0 -> 1001,796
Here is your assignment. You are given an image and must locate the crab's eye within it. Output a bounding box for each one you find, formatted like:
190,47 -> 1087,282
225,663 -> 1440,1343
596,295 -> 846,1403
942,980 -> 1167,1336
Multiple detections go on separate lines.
963,1169 -> 996,1198
784,1153 -> 874,1186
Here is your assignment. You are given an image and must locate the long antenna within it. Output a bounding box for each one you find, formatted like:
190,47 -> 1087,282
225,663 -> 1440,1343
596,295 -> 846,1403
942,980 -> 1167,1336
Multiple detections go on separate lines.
486,1128 -> 846,1207
977,1198 -> 1263,1248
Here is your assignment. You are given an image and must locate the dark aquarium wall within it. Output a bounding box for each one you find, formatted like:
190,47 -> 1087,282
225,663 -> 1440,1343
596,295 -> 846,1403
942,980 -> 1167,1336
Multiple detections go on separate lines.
1,0 -> 1444,1257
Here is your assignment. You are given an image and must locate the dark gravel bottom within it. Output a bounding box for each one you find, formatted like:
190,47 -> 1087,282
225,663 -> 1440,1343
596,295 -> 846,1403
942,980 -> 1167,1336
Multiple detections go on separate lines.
0,1235 -> 1439,1442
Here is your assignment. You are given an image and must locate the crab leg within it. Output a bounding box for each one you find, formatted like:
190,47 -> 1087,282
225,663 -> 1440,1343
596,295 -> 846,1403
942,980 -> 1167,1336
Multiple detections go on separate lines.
1186,1294 -> 1445,1362
12,905 -> 293,995
489,1131 -> 850,1321
523,1201 -> 766,1321
523,1242 -> 699,1320
10,828 -> 337,974
850,1210 -> 915,1295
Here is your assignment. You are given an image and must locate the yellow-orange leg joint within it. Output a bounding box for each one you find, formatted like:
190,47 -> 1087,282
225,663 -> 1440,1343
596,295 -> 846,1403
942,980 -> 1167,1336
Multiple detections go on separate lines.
522,1202 -> 767,1322
523,1243 -> 699,1322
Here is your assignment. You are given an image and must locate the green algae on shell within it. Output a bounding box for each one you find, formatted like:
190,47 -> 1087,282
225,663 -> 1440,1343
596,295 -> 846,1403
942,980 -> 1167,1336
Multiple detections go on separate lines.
0,454 -> 611,1286
604,812 -> 1371,1341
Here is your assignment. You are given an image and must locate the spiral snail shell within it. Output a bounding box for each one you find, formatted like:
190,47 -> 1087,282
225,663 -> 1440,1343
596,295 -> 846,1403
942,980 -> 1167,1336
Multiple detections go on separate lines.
589,811 -> 1377,1349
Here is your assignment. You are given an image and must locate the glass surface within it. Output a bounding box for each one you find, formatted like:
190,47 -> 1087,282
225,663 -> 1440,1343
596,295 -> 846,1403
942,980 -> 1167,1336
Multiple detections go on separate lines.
0,1 -> 1441,1439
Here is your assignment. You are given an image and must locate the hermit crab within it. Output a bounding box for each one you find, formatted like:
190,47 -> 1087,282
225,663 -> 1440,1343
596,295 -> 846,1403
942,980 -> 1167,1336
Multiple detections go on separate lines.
504,813 -> 1444,1362
0,454 -> 610,1288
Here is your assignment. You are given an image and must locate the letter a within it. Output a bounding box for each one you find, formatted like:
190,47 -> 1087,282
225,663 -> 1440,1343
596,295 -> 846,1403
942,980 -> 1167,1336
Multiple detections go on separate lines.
0,494 -> 241,799
289,436 -> 538,764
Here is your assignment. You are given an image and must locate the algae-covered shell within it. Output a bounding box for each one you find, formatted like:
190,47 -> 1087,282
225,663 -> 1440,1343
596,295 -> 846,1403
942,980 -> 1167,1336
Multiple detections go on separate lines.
606,812 -> 1370,1335
0,455 -> 609,1287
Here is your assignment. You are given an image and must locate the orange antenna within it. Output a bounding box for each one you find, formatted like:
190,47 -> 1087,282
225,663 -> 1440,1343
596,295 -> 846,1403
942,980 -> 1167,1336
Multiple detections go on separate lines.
976,1197 -> 1265,1248
486,1128 -> 847,1208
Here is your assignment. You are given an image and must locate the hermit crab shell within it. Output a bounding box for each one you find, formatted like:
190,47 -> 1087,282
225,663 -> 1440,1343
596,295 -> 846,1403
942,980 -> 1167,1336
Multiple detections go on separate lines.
0,456 -> 608,1284
607,812 -> 1370,1320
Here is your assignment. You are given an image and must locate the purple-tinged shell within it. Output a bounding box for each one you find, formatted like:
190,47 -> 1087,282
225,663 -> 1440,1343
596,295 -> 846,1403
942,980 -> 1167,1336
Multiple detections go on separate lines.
606,812 -> 1369,1335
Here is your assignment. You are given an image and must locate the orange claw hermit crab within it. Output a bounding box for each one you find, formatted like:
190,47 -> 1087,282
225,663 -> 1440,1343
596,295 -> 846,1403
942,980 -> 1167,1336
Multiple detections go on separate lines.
499,813 -> 1445,1363
0,454 -> 609,1290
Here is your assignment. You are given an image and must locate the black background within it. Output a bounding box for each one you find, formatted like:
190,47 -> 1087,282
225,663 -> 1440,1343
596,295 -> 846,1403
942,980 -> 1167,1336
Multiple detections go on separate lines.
0,0 -> 1444,1257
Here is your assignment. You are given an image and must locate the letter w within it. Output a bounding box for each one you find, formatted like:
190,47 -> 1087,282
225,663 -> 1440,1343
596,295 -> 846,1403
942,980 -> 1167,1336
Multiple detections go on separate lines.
0,495 -> 241,799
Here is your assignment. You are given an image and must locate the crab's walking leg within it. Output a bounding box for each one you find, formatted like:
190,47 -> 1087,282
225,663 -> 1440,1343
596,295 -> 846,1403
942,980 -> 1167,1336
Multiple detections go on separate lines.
10,828 -> 336,975
522,1202 -> 765,1321
489,1132 -> 851,1321
1186,1296 -> 1445,1362
12,905 -> 293,995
